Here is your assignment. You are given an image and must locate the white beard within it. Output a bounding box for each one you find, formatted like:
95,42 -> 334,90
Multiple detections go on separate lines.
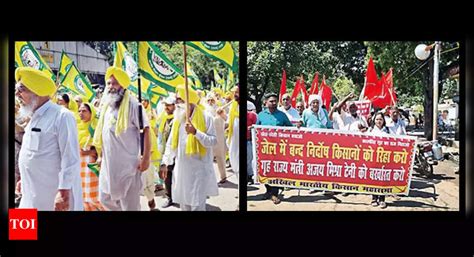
17,97 -> 37,120
203,103 -> 217,117
174,104 -> 187,122
103,89 -> 124,110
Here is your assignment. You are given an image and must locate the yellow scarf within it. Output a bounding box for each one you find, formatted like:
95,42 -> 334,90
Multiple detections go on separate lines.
171,105 -> 207,157
227,100 -> 239,143
77,103 -> 97,149
158,111 -> 174,134
93,90 -> 130,156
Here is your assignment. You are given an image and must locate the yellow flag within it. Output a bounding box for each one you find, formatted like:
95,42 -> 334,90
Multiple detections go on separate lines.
61,63 -> 96,102
114,42 -> 170,105
138,41 -> 185,92
186,41 -> 237,71
187,64 -> 202,89
226,68 -> 235,92
15,41 -> 56,81
113,41 -> 139,91
58,51 -> 73,82
142,78 -> 168,108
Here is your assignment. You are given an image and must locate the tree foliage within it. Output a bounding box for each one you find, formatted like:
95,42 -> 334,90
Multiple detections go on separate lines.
248,41 -> 459,111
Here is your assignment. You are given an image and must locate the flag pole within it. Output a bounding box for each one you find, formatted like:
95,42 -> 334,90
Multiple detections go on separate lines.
183,42 -> 190,121
136,41 -> 144,155
388,87 -> 396,106
359,76 -> 367,101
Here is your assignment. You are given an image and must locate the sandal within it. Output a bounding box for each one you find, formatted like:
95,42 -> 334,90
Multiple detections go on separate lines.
271,195 -> 281,205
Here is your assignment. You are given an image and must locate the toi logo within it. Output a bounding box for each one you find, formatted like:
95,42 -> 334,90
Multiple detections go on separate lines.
9,208 -> 38,240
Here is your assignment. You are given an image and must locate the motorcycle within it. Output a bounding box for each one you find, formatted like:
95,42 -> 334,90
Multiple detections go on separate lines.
413,141 -> 439,178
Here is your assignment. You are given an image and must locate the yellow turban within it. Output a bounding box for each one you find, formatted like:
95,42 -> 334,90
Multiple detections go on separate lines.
15,67 -> 56,97
105,67 -> 130,89
212,88 -> 223,97
176,84 -> 200,105
172,85 -> 207,157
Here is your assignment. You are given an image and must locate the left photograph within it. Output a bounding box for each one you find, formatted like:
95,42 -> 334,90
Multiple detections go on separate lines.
14,41 -> 239,211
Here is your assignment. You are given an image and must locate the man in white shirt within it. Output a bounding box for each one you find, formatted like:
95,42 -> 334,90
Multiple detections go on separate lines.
162,85 -> 218,211
386,106 -> 406,135
330,93 -> 368,132
93,67 -> 151,211
15,67 -> 83,211
278,93 -> 300,124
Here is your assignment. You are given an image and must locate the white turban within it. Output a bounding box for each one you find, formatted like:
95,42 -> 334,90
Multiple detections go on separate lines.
308,94 -> 328,127
308,94 -> 322,105
163,93 -> 176,105
247,100 -> 256,111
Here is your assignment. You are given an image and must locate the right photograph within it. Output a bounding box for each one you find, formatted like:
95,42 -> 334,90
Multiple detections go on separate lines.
246,41 -> 460,211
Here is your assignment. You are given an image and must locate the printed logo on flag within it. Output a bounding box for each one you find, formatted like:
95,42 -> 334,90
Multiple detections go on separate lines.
74,75 -> 86,95
9,208 -> 38,240
148,49 -> 178,80
20,45 -> 42,70
122,52 -> 138,81
203,41 -> 225,51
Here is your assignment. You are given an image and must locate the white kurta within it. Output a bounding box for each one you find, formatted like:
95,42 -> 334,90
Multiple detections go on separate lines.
228,116 -> 239,174
19,100 -> 83,211
340,111 -> 368,132
386,119 -> 407,135
278,106 -> 301,124
162,109 -> 218,208
100,96 -> 150,202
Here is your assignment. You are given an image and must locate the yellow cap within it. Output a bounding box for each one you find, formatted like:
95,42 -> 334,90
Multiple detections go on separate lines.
176,84 -> 199,105
105,67 -> 130,89
15,67 -> 56,97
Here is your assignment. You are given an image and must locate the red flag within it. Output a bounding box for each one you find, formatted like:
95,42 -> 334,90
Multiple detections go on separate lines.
279,69 -> 287,105
290,75 -> 308,108
385,68 -> 397,105
371,72 -> 391,109
362,57 -> 380,100
290,78 -> 300,107
309,72 -> 319,95
319,75 -> 333,109
299,75 -> 309,106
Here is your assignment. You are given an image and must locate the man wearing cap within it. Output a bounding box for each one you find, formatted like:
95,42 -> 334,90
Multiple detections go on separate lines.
278,93 -> 301,125
162,85 -> 218,211
15,67 -> 83,211
158,94 -> 177,208
299,94 -> 332,129
92,67 -> 151,211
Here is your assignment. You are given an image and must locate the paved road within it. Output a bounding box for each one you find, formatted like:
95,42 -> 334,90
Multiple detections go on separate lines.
141,163 -> 239,211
